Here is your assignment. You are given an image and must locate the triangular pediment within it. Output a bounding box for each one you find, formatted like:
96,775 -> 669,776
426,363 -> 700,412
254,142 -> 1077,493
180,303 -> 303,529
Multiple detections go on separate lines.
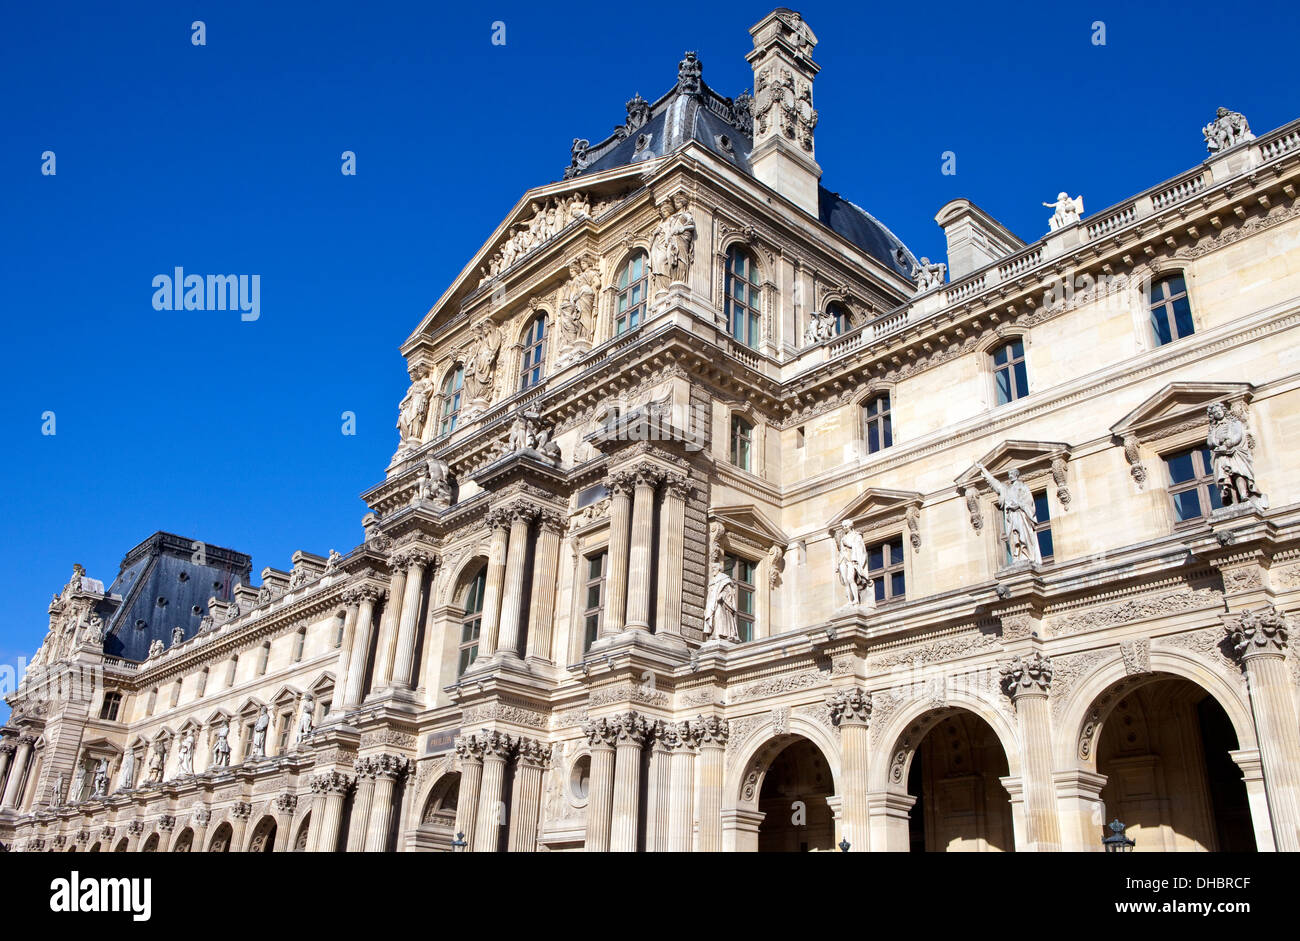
78,736 -> 123,757
955,440 -> 1071,489
828,487 -> 923,530
709,505 -> 787,550
1111,382 -> 1254,439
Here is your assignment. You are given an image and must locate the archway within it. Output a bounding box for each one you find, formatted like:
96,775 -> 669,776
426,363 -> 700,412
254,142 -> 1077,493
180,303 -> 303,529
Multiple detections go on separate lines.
755,737 -> 837,852
172,827 -> 194,852
893,708 -> 1014,852
1093,675 -> 1254,852
414,772 -> 461,851
114,837 -> 129,852
248,815 -> 277,853
208,822 -> 233,852
140,833 -> 159,852
293,812 -> 311,851
89,842 -> 101,853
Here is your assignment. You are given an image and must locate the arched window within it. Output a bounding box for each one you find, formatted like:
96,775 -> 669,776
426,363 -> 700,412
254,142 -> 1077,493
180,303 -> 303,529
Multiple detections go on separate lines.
438,364 -> 464,436
615,253 -> 648,335
1148,274 -> 1194,346
862,393 -> 893,454
458,568 -> 487,676
826,301 -> 850,336
730,415 -> 753,471
725,247 -> 762,348
519,314 -> 546,391
992,339 -> 1028,405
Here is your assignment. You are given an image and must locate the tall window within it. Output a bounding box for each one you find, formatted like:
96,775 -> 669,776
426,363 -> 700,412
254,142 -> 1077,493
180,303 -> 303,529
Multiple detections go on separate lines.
519,315 -> 546,391
827,301 -> 850,336
992,339 -> 1029,405
438,365 -> 464,436
1166,446 -> 1223,524
868,536 -> 906,603
1148,274 -> 1194,346
863,394 -> 893,454
458,568 -> 487,676
277,712 -> 292,754
615,253 -> 648,334
582,552 -> 607,652
725,247 -> 762,348
1003,490 -> 1054,565
724,554 -> 756,642
99,692 -> 122,721
730,415 -> 753,471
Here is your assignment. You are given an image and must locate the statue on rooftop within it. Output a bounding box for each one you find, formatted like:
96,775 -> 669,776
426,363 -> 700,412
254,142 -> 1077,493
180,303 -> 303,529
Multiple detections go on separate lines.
1203,107 -> 1254,154
396,363 -> 434,453
1043,192 -> 1084,231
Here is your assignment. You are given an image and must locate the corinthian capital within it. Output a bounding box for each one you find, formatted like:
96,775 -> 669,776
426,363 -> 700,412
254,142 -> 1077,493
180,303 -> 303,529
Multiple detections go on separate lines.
478,730 -> 518,761
1227,605 -> 1289,660
391,547 -> 435,572
828,687 -> 873,727
310,771 -> 354,796
516,737 -> 553,768
485,508 -> 514,532
455,733 -> 487,764
614,711 -> 650,746
693,715 -> 729,746
662,471 -> 692,500
604,470 -> 638,496
583,716 -> 619,749
999,652 -> 1053,699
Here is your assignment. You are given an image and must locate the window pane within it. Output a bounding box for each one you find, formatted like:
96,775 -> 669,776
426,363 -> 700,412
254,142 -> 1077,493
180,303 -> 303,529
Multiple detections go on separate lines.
873,579 -> 886,603
882,415 -> 893,448
868,545 -> 884,570
1013,360 -> 1028,398
993,345 -> 1008,365
1173,489 -> 1203,522
1010,340 -> 1024,359
891,572 -> 906,598
1172,296 -> 1194,338
1166,451 -> 1196,484
1208,484 -> 1224,512
1166,276 -> 1186,296
867,424 -> 880,454
1151,309 -> 1173,346
996,368 -> 1012,405
1034,491 -> 1050,522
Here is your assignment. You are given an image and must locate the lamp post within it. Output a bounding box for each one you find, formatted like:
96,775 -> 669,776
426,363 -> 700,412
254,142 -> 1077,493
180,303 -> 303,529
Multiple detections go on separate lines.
838,838 -> 850,852
1102,819 -> 1135,852
451,831 -> 467,852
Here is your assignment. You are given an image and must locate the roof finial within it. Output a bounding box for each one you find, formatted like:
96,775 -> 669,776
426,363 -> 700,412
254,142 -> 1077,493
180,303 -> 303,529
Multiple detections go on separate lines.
677,51 -> 702,95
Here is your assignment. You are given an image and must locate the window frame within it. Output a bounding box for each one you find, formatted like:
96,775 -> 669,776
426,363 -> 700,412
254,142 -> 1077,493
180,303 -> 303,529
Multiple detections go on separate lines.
1163,445 -> 1223,528
991,339 -> 1029,406
730,414 -> 754,471
724,246 -> 762,349
438,364 -> 465,437
581,551 -> 608,652
723,553 -> 757,642
862,392 -> 894,455
457,567 -> 487,676
866,535 -> 907,604
1147,274 -> 1195,347
615,252 -> 648,335
826,300 -> 850,336
518,314 -> 547,392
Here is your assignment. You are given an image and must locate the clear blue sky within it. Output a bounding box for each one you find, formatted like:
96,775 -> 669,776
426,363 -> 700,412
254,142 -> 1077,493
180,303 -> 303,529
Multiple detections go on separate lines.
1,0 -> 1293,722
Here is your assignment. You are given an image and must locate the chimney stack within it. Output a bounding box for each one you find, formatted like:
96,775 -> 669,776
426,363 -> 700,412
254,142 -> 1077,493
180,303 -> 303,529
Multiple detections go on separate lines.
747,9 -> 822,216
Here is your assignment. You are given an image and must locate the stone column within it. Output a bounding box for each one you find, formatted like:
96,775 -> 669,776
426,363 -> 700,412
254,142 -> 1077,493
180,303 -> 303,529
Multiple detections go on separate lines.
1000,652 -> 1062,851
156,816 -> 176,853
695,716 -> 729,852
478,511 -> 512,658
524,511 -> 565,662
0,742 -> 14,801
625,469 -> 662,632
829,688 -> 872,852
364,755 -> 410,852
472,731 -> 516,852
370,562 -> 410,691
668,722 -> 698,852
867,790 -> 916,851
496,508 -> 537,659
508,738 -> 551,852
583,718 -> 618,851
1,736 -> 34,809
308,772 -> 352,852
391,550 -> 436,689
603,473 -> 634,636
1054,770 -> 1108,852
645,722 -> 673,851
273,794 -> 297,852
328,592 -> 361,719
452,734 -> 485,851
611,712 -> 649,851
228,802 -> 254,854
656,473 -> 690,639
340,587 -> 381,711
1228,606 -> 1300,851
346,759 -> 377,852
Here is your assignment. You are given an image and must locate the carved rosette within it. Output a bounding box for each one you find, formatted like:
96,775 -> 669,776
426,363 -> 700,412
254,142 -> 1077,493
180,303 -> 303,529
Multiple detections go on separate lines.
309,771 -> 354,796
827,687 -> 873,727
999,652 -> 1053,700
1226,605 -> 1289,661
582,717 -> 619,750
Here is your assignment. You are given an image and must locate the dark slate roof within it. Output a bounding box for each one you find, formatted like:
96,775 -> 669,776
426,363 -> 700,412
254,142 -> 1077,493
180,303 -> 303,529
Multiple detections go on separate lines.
100,532 -> 251,663
562,51 -> 918,281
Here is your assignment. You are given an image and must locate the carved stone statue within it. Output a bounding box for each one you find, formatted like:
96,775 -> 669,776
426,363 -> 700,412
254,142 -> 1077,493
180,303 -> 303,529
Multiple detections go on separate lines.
324,549 -> 343,573
804,310 -> 837,344
1043,192 -> 1084,231
119,747 -> 136,789
703,559 -> 739,642
177,729 -> 195,776
834,520 -> 874,607
252,706 -> 270,758
92,758 -> 109,798
54,773 -> 66,805
648,201 -> 676,296
413,457 -> 453,506
147,741 -> 166,784
296,694 -> 315,744
648,196 -> 696,296
212,721 -> 231,768
86,613 -> 107,645
396,363 -> 434,454
975,462 -> 1041,566
147,638 -> 165,659
463,320 -> 502,404
1207,403 -> 1265,508
480,193 -> 595,283
754,64 -> 817,151
558,258 -> 601,353
1203,107 -> 1254,154
912,257 -> 947,293
198,613 -> 215,633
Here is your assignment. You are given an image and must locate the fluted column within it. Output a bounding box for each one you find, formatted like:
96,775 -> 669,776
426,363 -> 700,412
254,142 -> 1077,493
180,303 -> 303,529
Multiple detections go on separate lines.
603,473 -> 634,636
370,562 -> 409,691
496,508 -> 537,659
1228,606 -> 1300,851
273,794 -> 297,851
340,587 -> 381,711
695,716 -> 728,852
0,742 -> 14,801
656,473 -> 690,638
478,511 -> 512,658
156,816 -> 177,853
452,735 -> 485,851
646,722 -> 673,851
668,722 -> 698,852
1000,652 -> 1061,851
391,550 -> 436,689
583,718 -> 618,851
1,736 -> 34,809
346,759 -> 377,852
508,738 -> 551,852
308,771 -> 352,852
228,802 -> 253,854
625,469 -> 662,632
363,754 -> 410,852
328,592 -> 361,719
472,731 -> 516,852
611,712 -> 649,851
525,511 -> 565,662
829,688 -> 872,851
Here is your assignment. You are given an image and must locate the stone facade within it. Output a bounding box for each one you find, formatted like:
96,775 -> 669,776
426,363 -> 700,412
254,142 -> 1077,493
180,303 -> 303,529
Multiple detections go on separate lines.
4,10 -> 1300,853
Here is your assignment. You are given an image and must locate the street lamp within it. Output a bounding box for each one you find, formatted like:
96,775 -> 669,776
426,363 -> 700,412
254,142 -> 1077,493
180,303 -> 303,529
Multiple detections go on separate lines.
838,838 -> 850,852
451,831 -> 467,852
1102,819 -> 1135,852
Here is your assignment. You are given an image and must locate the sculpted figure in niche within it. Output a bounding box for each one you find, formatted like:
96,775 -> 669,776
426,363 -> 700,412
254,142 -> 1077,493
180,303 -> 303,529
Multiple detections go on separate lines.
558,259 -> 601,350
704,559 -> 739,643
177,729 -> 195,776
119,747 -> 136,789
252,706 -> 270,758
92,758 -> 109,798
975,462 -> 1041,566
667,194 -> 696,284
463,320 -> 502,403
414,457 -> 453,505
804,310 -> 836,344
912,257 -> 947,293
397,363 -> 434,451
1207,403 -> 1265,507
147,741 -> 166,783
834,520 -> 874,607
648,201 -> 675,296
296,694 -> 315,744
1043,192 -> 1084,231
212,721 -> 231,768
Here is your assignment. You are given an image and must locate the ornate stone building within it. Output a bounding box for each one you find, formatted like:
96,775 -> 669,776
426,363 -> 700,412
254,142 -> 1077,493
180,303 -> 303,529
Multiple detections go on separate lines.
4,10 -> 1300,853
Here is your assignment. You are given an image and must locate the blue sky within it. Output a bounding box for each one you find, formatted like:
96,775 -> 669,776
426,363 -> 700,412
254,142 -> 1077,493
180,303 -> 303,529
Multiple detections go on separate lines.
0,0 -> 1294,722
